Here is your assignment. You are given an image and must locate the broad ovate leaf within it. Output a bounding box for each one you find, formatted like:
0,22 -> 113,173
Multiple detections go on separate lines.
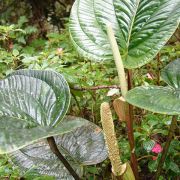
69,0 -> 180,69
126,59 -> 180,114
0,70 -> 87,154
126,86 -> 180,115
10,117 -> 108,180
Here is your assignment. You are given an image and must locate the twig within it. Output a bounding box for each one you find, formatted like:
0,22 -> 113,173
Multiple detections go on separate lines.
155,115 -> 178,179
47,136 -> 81,180
137,155 -> 154,161
71,85 -> 121,91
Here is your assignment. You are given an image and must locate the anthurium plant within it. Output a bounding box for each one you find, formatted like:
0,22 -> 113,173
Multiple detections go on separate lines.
69,0 -> 180,179
0,69 -> 108,180
126,59 -> 180,179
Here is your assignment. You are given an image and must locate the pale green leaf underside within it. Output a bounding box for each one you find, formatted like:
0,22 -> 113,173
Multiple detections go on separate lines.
10,117 -> 108,180
126,86 -> 180,115
69,0 -> 180,69
9,69 -> 71,126
0,116 -> 88,154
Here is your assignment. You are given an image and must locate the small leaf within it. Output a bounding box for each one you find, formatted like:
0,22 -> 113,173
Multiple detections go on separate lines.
12,49 -> 19,56
148,160 -> 158,172
107,88 -> 120,96
169,162 -> 180,173
143,140 -> 156,152
152,129 -> 168,135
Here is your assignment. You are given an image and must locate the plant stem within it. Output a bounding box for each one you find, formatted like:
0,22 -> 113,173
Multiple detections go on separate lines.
47,136 -> 81,180
157,53 -> 161,86
137,155 -> 154,161
106,24 -> 139,179
127,70 -> 133,90
127,70 -> 139,180
155,115 -> 178,179
106,23 -> 128,97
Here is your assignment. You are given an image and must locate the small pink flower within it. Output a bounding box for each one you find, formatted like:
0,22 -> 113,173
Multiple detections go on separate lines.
151,143 -> 163,154
9,42 -> 13,49
146,73 -> 154,80
56,48 -> 64,56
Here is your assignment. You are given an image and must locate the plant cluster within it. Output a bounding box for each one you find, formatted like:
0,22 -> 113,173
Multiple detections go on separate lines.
0,0 -> 179,180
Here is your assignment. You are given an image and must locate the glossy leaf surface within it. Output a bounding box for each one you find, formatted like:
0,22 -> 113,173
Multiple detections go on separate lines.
126,59 -> 180,114
126,86 -> 180,114
0,116 -> 87,154
69,0 -> 180,69
10,117 -> 108,180
0,70 -> 81,154
9,69 -> 71,126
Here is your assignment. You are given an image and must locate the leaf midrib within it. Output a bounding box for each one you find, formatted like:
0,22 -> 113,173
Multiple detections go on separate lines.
126,0 -> 141,50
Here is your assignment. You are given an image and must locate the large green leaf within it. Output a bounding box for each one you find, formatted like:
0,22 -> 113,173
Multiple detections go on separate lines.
126,86 -> 180,114
10,117 -> 108,180
9,69 -> 71,126
69,0 -> 180,69
126,59 -> 180,114
0,70 -> 85,154
0,116 -> 87,154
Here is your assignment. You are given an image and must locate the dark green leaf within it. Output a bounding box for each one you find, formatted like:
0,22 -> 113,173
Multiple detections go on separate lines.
69,0 -> 180,69
126,86 -> 180,115
169,162 -> 180,173
148,160 -> 158,172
